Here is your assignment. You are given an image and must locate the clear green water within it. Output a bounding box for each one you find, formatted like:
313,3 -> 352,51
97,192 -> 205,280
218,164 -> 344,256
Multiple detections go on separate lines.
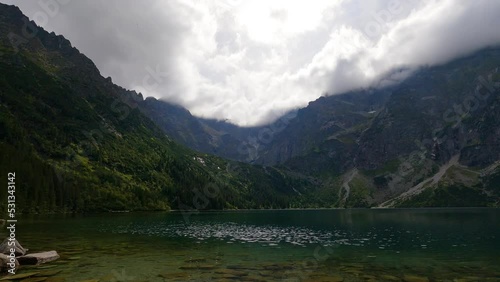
2,208 -> 499,281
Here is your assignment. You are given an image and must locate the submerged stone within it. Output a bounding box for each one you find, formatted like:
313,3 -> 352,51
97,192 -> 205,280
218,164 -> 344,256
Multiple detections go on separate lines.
179,264 -> 217,270
198,264 -> 218,270
158,272 -> 190,279
44,277 -> 66,282
36,265 -> 58,270
227,265 -> 259,271
16,277 -> 47,282
184,257 -> 207,263
305,275 -> 344,282
453,277 -> 482,282
403,275 -> 429,282
215,269 -> 249,277
34,270 -> 62,277
327,275 -> 344,282
379,274 -> 402,281
66,256 -> 80,260
239,276 -> 267,282
0,271 -> 39,280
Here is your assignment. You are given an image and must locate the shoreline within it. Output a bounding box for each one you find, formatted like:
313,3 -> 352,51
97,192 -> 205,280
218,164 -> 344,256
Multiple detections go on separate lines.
5,206 -> 498,216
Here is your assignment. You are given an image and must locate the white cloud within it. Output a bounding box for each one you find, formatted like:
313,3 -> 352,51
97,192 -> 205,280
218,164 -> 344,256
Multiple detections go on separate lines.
3,0 -> 500,126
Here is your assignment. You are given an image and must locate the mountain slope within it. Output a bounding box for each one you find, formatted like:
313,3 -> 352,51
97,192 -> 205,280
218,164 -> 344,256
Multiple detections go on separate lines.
0,4 -> 316,213
139,97 -> 263,162
143,48 -> 500,208
139,96 -> 298,163
259,49 -> 500,207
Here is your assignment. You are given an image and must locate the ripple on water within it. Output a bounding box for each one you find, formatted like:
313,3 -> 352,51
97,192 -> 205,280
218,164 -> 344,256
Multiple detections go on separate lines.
98,221 -> 476,253
100,221 -> 359,247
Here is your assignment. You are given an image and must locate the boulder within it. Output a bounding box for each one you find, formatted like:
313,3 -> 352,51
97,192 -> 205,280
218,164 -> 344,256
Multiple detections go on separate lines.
0,253 -> 19,273
18,251 -> 60,265
0,238 -> 27,256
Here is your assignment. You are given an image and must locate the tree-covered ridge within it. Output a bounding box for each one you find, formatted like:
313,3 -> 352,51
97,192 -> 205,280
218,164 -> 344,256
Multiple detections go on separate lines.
0,4 -> 316,213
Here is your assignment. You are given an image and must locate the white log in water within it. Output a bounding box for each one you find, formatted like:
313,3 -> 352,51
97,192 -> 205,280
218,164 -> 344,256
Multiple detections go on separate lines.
17,251 -> 60,265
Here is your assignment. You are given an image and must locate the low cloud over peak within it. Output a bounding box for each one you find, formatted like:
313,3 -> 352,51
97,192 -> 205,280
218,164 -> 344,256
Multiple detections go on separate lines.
4,0 -> 500,126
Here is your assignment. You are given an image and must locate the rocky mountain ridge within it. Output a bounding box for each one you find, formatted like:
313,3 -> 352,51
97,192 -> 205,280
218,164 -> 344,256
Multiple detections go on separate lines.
142,48 -> 500,207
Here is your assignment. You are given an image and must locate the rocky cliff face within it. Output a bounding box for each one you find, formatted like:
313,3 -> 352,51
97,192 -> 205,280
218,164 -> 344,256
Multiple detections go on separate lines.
254,89 -> 392,168
257,49 -> 500,207
356,51 -> 500,170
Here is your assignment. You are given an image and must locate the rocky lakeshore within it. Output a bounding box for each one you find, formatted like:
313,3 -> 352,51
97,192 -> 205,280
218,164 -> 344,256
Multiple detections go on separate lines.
0,238 -> 59,278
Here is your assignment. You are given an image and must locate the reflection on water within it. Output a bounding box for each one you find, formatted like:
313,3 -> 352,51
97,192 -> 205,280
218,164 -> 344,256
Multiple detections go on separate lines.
1,208 -> 499,281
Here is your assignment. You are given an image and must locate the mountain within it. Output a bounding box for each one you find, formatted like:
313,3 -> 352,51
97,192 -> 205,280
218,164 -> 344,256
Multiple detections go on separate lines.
241,50 -> 500,207
143,49 -> 500,208
0,3 -> 318,213
1,3 -> 498,212
138,97 -> 261,162
138,96 -> 299,163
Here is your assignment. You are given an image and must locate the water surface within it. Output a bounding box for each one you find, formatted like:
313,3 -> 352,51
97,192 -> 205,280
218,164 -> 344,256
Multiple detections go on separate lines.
3,208 -> 500,281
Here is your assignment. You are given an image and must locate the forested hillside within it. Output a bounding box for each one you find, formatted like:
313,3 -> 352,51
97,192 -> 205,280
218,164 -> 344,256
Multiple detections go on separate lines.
0,4 -> 314,213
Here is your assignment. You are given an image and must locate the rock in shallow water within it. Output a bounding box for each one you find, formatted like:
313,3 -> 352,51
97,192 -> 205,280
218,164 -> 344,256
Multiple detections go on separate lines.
0,253 -> 19,273
0,238 -> 28,256
18,251 -> 60,265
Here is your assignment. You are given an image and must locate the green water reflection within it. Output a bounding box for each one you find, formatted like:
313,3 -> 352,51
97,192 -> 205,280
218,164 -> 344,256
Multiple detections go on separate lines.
2,208 -> 499,281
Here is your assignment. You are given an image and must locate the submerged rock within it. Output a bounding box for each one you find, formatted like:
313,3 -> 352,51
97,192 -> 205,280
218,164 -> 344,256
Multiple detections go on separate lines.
44,277 -> 66,282
0,271 -> 39,279
305,275 -> 344,282
215,269 -> 249,277
179,264 -> 218,270
403,275 -> 429,282
184,257 -> 208,263
35,269 -> 62,277
380,274 -> 402,281
158,272 -> 190,279
16,277 -> 47,282
453,278 -> 483,282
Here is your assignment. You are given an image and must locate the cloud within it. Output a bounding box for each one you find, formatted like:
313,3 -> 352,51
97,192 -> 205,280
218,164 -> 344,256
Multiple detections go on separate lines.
3,0 -> 500,126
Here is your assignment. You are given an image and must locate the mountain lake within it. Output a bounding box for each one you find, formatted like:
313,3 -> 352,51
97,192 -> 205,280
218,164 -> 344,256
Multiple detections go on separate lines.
2,208 -> 499,281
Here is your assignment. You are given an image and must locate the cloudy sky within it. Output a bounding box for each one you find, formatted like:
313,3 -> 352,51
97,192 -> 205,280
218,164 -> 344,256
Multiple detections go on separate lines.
3,0 -> 500,126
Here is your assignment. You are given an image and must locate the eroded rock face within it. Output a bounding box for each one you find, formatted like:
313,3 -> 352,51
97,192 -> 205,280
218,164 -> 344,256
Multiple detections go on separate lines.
0,238 -> 27,256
